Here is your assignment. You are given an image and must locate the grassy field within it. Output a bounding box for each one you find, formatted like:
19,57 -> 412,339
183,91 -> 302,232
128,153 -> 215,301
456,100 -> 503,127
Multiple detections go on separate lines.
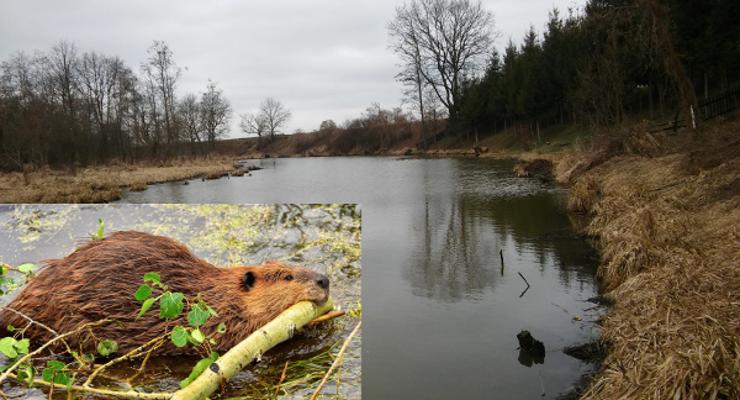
0,156 -> 238,203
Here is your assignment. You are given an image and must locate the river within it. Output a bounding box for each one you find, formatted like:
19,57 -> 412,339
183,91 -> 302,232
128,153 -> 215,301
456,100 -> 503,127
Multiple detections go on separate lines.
121,156 -> 603,399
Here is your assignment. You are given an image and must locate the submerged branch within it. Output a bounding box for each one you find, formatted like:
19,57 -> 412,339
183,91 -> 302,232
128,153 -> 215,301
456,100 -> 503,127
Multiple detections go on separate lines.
518,272 -> 531,298
7,373 -> 171,400
84,334 -> 167,387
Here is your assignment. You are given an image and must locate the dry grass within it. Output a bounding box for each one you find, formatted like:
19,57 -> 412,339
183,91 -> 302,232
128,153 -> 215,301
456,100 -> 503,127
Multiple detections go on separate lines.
567,176 -> 601,213
0,155 -> 237,203
559,119 -> 740,399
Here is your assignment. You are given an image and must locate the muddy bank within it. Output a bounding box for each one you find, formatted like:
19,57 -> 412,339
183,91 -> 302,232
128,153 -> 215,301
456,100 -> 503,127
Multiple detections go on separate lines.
539,120 -> 740,399
0,156 -> 252,203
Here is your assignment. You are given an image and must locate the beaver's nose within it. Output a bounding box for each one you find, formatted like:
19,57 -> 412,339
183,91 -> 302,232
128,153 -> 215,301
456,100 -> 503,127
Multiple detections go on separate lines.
316,276 -> 330,289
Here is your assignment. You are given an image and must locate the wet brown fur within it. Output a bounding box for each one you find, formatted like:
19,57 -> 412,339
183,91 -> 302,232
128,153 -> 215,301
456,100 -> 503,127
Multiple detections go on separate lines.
0,231 -> 330,355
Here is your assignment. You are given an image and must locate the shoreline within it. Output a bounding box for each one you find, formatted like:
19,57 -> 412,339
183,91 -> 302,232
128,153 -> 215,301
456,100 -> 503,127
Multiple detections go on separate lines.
0,157 -> 243,203
527,121 -> 739,399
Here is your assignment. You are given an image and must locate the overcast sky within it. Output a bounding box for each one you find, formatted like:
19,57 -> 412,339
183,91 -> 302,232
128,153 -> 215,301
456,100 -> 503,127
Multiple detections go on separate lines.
1,0 -> 584,137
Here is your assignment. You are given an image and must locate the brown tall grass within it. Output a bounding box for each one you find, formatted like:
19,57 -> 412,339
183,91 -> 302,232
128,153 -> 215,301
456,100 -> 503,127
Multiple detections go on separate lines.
558,119 -> 740,399
567,176 -> 601,213
0,155 -> 237,203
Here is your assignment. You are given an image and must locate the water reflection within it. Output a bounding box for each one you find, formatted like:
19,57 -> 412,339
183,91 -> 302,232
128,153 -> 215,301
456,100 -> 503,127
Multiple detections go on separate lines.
405,163 -> 597,304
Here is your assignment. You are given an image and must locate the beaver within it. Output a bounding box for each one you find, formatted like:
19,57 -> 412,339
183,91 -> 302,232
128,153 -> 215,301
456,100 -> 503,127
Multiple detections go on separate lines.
0,231 -> 330,356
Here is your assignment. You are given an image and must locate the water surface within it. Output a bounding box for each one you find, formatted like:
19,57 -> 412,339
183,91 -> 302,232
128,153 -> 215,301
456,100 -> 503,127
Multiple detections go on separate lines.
123,157 -> 602,399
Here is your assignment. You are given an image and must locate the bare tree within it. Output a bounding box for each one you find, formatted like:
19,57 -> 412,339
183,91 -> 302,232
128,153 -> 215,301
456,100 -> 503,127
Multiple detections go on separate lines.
142,41 -> 180,150
177,93 -> 201,154
0,40 -> 235,168
423,86 -> 445,121
389,7 -> 428,148
389,0 -> 496,122
77,52 -> 130,159
200,80 -> 231,149
0,52 -> 44,168
48,41 -> 79,118
239,112 -> 267,141
140,68 -> 162,156
259,97 -> 291,141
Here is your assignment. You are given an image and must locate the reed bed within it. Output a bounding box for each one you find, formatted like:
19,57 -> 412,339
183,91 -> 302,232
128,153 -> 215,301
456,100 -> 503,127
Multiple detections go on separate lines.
561,122 -> 739,399
0,156 -> 237,203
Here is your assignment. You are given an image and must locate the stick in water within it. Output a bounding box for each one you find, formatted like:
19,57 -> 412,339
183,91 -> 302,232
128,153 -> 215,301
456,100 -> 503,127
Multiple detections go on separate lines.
309,320 -> 362,400
518,272 -> 531,298
500,249 -> 505,275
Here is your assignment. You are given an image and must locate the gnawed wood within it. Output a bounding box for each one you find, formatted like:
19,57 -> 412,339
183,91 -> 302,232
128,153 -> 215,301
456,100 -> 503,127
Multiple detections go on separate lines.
171,298 -> 335,400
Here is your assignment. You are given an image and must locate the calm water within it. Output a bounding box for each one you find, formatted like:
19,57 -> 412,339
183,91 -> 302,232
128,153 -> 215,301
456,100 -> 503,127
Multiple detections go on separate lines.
122,157 -> 602,399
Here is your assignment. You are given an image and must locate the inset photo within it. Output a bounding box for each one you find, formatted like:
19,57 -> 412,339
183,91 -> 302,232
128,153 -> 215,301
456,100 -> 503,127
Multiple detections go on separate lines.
0,204 -> 361,399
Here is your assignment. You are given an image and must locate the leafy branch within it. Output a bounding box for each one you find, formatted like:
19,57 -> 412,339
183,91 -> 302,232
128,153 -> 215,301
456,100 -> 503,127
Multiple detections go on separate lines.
133,272 -> 224,388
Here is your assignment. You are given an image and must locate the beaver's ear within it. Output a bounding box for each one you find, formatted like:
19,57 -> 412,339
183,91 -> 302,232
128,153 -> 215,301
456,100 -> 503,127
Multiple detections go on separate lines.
242,271 -> 255,291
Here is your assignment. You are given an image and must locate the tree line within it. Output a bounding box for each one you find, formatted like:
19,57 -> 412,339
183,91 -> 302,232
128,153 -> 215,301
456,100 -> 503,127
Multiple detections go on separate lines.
389,0 -> 740,143
0,41 -> 233,170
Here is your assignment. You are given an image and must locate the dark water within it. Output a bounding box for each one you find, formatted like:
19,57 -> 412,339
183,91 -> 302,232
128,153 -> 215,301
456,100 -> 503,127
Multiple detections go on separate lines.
122,157 -> 602,399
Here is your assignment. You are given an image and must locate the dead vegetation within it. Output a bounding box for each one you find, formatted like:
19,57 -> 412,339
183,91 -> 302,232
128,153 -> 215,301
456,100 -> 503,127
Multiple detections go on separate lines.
554,118 -> 740,399
0,156 -> 237,203
512,159 -> 554,180
567,176 -> 601,214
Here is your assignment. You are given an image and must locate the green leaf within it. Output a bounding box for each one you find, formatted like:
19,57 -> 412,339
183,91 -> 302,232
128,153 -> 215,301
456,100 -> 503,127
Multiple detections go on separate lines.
42,360 -> 70,385
17,364 -> 33,386
216,322 -> 226,334
42,367 -> 55,382
48,370 -> 70,385
0,264 -> 8,275
179,352 -> 218,389
46,360 -> 65,370
6,324 -> 15,333
143,272 -> 161,284
190,329 -> 205,344
187,303 -> 210,327
159,291 -> 184,319
96,218 -> 105,239
138,297 -> 156,318
0,337 -> 18,358
15,338 -> 29,354
134,284 -> 153,301
96,339 -> 118,357
171,326 -> 189,348
17,263 -> 36,274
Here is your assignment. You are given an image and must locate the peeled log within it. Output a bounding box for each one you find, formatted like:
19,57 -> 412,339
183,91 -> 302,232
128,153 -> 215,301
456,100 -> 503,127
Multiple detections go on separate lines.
171,298 -> 335,400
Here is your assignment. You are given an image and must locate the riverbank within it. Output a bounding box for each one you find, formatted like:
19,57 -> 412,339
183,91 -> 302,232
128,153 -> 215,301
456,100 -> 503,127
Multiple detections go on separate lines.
0,156 -> 242,203
529,118 -> 739,399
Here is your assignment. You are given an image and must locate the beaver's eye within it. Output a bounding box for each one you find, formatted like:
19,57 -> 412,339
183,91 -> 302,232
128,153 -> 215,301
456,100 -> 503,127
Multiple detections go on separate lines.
285,275 -> 294,281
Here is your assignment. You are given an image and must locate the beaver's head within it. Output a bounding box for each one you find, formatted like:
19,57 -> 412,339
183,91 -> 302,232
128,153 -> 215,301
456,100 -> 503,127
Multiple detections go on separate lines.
234,261 -> 330,316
